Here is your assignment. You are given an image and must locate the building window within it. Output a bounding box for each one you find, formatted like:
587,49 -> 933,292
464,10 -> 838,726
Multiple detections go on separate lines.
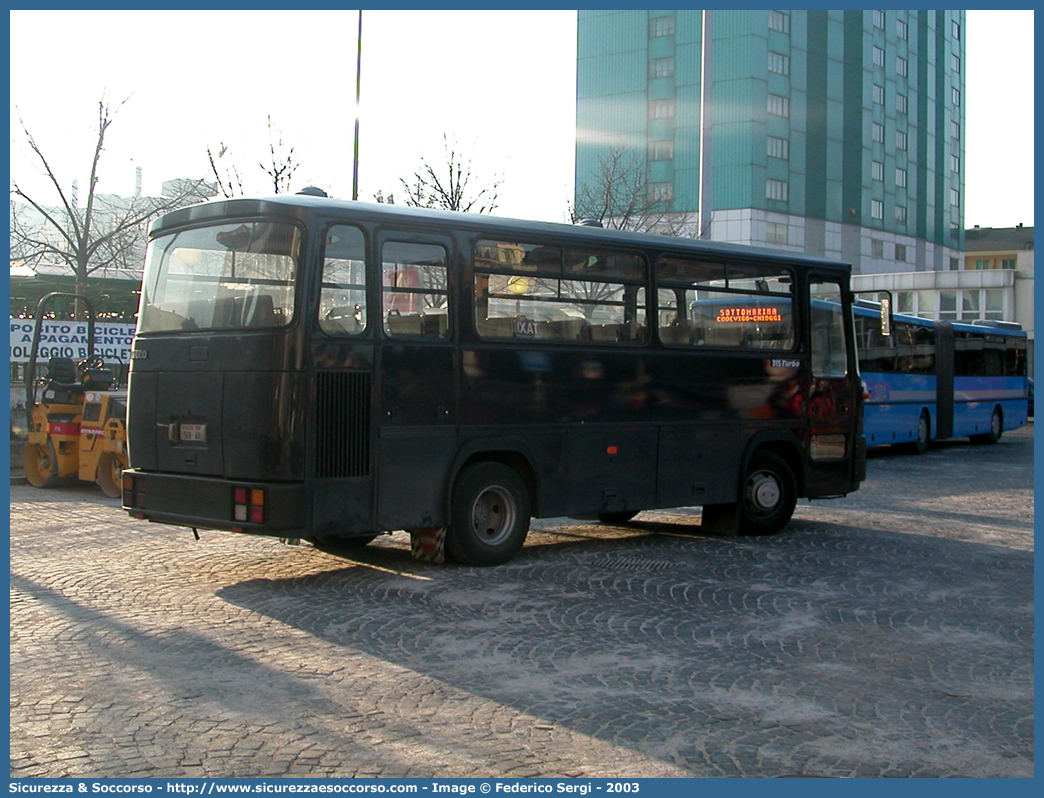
767,94 -> 789,117
871,239 -> 885,258
949,257 -> 960,271
897,291 -> 914,315
873,84 -> 884,104
896,130 -> 907,150
895,243 -> 907,262
951,119 -> 960,140
951,52 -> 961,72
871,200 -> 884,220
872,161 -> 884,181
872,123 -> 884,143
951,154 -> 960,173
950,224 -> 961,240
962,291 -> 980,320
649,99 -> 675,119
766,179 -> 789,201
649,182 -> 674,203
896,56 -> 908,77
897,94 -> 907,114
650,16 -> 675,38
768,10 -> 790,33
650,140 -> 674,161
650,58 -> 675,79
984,290 -> 1005,320
939,290 -> 958,321
873,10 -> 885,28
952,19 -> 961,40
897,18 -> 908,40
918,290 -> 943,315
872,46 -> 885,67
1002,258 -> 1017,269
896,168 -> 907,188
768,52 -> 790,76
974,259 -> 990,270
766,222 -> 788,245
895,206 -> 907,225
950,188 -> 960,207
951,86 -> 960,106
767,136 -> 789,159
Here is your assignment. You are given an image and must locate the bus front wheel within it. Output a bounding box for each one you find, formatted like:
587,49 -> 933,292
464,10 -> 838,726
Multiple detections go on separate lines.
447,462 -> 531,566
900,410 -> 930,455
701,452 -> 797,536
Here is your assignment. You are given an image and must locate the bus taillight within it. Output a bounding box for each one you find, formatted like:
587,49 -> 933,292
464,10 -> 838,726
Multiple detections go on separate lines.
233,487 -> 265,525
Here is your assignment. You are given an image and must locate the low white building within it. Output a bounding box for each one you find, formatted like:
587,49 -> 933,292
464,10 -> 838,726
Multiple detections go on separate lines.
852,225 -> 1034,375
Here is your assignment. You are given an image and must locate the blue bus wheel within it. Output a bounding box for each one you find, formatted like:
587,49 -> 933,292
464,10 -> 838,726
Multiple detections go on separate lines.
900,411 -> 930,455
970,407 -> 1003,445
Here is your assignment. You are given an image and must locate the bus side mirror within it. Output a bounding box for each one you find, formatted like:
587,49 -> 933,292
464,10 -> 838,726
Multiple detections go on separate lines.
879,296 -> 892,337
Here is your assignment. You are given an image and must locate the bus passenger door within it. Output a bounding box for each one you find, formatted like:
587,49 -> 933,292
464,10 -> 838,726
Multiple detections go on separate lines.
806,277 -> 860,497
374,232 -> 458,531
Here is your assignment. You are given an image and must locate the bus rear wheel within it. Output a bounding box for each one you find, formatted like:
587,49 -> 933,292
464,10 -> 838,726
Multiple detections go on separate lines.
701,452 -> 797,536
446,462 -> 530,566
970,407 -> 1003,445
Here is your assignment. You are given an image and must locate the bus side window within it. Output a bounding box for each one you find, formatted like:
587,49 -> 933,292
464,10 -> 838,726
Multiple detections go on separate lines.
382,242 -> 450,339
810,280 -> 849,377
319,225 -> 368,337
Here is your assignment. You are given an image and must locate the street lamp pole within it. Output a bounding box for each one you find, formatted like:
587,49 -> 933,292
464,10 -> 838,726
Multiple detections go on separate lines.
352,10 -> 362,201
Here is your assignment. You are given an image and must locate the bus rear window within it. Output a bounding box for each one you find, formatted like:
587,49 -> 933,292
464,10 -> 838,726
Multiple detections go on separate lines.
139,221 -> 300,333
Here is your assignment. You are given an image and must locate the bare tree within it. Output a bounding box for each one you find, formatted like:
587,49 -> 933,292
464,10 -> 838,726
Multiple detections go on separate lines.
10,95 -> 210,315
206,141 -> 245,199
397,135 -> 502,214
570,146 -> 700,237
207,115 -> 299,198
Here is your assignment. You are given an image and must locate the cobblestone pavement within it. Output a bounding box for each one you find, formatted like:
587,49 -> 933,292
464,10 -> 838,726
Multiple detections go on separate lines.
10,426 -> 1033,779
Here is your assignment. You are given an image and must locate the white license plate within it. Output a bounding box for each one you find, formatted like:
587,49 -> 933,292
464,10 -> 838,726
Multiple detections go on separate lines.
179,423 -> 207,443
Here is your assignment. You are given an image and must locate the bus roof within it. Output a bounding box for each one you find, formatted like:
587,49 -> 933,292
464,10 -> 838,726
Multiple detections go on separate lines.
149,192 -> 853,274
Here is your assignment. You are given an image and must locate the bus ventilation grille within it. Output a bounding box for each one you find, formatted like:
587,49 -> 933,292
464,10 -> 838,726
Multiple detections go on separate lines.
315,371 -> 371,478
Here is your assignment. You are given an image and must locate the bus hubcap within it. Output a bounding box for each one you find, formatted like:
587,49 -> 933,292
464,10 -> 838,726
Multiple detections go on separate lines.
471,486 -> 515,545
747,473 -> 781,514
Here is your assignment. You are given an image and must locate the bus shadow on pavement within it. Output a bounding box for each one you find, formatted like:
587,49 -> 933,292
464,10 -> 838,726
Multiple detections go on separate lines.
214,515 -> 1033,778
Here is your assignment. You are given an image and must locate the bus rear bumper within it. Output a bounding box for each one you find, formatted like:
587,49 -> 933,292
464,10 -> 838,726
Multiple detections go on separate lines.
121,469 -> 306,536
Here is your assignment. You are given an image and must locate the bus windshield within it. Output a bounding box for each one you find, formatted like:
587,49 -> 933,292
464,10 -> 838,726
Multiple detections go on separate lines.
138,221 -> 301,333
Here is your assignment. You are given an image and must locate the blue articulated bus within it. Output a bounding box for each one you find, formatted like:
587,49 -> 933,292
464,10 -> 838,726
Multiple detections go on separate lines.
853,302 -> 1028,453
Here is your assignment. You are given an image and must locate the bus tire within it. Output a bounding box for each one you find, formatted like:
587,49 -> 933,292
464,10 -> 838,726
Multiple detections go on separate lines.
970,407 -> 1003,445
597,510 -> 639,525
899,410 -> 931,455
701,452 -> 797,536
446,462 -> 530,566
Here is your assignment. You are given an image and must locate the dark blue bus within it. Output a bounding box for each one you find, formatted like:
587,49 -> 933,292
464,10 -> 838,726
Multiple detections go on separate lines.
122,192 -> 870,565
854,302 -> 1028,454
